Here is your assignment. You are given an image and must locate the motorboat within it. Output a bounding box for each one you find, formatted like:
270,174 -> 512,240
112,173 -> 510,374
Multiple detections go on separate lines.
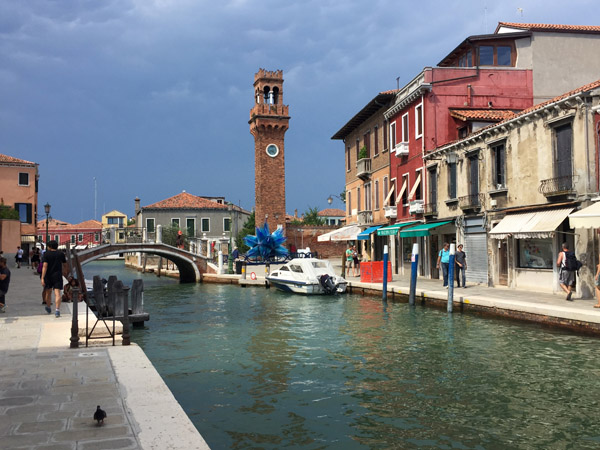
266,258 -> 348,295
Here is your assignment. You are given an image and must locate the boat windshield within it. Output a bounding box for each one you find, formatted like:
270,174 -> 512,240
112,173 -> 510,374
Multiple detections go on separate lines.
311,262 -> 328,269
290,265 -> 304,273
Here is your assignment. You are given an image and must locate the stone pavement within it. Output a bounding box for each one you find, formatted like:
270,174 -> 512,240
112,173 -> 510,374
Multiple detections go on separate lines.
0,265 -> 210,450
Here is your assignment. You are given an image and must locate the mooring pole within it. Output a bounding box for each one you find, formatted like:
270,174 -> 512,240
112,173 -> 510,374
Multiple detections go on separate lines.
409,243 -> 419,306
382,245 -> 389,302
447,244 -> 456,313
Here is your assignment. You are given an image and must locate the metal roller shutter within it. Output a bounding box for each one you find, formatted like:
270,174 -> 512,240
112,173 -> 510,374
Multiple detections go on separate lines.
464,233 -> 488,284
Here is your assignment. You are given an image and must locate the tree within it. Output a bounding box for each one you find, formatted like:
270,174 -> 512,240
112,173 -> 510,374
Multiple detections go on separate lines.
163,225 -> 186,247
301,206 -> 325,226
235,211 -> 255,253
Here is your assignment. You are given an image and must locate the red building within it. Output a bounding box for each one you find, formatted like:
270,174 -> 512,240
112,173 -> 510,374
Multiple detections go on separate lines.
37,219 -> 103,249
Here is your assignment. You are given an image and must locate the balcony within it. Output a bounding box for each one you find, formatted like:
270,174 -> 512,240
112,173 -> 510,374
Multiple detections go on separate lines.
458,194 -> 483,211
394,142 -> 409,156
357,210 -> 373,225
409,200 -> 424,215
539,175 -> 578,200
384,206 -> 397,219
423,203 -> 438,217
356,158 -> 372,180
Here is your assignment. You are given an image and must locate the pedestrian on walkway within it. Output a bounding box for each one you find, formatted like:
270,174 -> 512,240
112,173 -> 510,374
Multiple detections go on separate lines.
436,242 -> 450,288
16,246 -> 23,268
0,257 -> 10,313
594,252 -> 600,308
345,245 -> 353,277
41,240 -> 68,317
455,244 -> 467,288
31,247 -> 41,272
352,245 -> 360,277
556,242 -> 576,301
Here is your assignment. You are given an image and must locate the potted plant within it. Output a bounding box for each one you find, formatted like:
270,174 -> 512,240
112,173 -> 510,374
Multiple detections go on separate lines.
358,146 -> 368,160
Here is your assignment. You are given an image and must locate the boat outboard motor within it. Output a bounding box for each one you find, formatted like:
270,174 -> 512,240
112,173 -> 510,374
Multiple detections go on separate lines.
319,274 -> 337,295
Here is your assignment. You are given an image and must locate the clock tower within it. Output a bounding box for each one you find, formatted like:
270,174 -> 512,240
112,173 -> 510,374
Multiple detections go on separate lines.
249,69 -> 290,233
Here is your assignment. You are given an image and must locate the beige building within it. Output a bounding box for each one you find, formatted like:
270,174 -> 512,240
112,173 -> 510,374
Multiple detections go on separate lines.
102,210 -> 128,243
424,79 -> 600,296
331,90 -> 397,262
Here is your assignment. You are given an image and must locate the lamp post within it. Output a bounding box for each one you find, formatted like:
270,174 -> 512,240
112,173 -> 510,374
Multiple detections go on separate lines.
227,203 -> 234,274
44,203 -> 51,245
327,194 -> 343,206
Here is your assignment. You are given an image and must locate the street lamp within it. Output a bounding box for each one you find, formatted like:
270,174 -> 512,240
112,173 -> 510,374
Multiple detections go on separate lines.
227,203 -> 234,274
44,203 -> 51,245
327,194 -> 343,205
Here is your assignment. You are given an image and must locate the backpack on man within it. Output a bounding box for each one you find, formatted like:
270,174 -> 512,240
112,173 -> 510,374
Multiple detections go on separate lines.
563,251 -> 583,272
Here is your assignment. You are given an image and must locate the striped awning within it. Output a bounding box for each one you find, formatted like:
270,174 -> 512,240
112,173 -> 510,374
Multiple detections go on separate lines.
490,207 -> 573,239
377,221 -> 420,236
317,225 -> 362,242
569,201 -> 600,229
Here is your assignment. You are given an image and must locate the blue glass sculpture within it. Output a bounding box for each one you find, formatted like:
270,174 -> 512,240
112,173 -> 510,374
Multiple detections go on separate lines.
244,222 -> 288,261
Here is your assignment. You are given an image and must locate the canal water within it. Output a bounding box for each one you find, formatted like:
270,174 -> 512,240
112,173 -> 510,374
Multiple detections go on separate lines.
84,261 -> 600,449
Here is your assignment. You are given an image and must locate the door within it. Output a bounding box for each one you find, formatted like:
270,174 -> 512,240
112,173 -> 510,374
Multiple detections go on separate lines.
430,238 -> 439,279
465,233 -> 488,284
555,123 -> 572,181
498,240 -> 508,286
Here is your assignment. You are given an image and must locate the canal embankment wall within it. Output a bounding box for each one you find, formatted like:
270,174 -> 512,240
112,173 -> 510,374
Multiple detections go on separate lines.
0,267 -> 210,450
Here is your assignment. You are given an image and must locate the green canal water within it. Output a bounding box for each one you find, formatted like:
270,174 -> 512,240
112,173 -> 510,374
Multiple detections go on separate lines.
84,261 -> 600,449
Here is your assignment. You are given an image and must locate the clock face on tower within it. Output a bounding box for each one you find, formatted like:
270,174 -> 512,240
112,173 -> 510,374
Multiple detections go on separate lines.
266,144 -> 279,158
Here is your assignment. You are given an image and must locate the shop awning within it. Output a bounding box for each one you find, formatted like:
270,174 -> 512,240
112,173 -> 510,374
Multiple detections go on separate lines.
569,201 -> 600,229
318,225 -> 362,242
489,207 -> 573,239
377,221 -> 420,236
357,225 -> 382,240
399,221 -> 453,238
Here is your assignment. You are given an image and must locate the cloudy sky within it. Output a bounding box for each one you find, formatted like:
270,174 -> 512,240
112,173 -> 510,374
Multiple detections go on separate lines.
1,0 -> 598,224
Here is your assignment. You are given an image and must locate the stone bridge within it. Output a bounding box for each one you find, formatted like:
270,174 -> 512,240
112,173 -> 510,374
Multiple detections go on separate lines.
72,243 -> 208,283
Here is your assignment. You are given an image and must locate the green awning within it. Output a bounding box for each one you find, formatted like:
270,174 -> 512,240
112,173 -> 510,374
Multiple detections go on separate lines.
399,220 -> 454,238
377,221 -> 420,236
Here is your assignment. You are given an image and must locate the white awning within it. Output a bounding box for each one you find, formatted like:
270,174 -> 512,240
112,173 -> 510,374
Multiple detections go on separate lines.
408,173 -> 422,200
383,185 -> 395,207
489,207 -> 574,239
569,201 -> 600,229
317,225 -> 362,242
396,179 -> 408,203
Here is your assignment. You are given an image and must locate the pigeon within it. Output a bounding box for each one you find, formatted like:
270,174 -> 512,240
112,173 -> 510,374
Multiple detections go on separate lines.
94,405 -> 107,426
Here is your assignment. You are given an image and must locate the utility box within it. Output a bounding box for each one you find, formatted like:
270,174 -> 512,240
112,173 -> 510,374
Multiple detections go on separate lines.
360,261 -> 392,283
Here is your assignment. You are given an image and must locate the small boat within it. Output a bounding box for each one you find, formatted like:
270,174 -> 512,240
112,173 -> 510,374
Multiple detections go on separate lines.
267,258 -> 348,295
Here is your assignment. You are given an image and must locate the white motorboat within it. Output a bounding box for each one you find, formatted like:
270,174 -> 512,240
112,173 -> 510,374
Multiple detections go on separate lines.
266,258 -> 348,295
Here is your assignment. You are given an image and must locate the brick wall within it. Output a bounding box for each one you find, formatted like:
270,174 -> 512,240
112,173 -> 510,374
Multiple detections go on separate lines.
285,225 -> 348,261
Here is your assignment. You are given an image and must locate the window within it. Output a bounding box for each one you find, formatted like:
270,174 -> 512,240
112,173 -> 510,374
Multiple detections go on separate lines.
119,232 -> 124,240
364,183 -> 372,211
357,187 -> 361,212
347,191 -> 352,214
146,218 -> 155,232
414,169 -> 423,201
71,235 -> 76,244
224,217 -> 232,232
428,166 -> 438,205
479,46 -> 494,65
402,113 -> 409,142
554,122 -> 573,179
383,121 -> 388,150
390,178 -> 396,206
186,218 -> 195,237
201,218 -> 210,232
478,45 -> 512,66
497,46 -> 512,66
18,173 -> 29,186
459,50 -> 473,67
468,153 -> 479,197
171,218 -> 180,228
14,203 -> 32,224
415,104 -> 423,139
383,176 -> 389,204
374,179 -> 380,210
355,139 -> 360,161
448,163 -> 457,199
94,233 -> 100,242
364,131 -> 370,158
107,217 -> 124,226
374,126 -> 379,155
389,123 -> 396,149
401,174 -> 409,206
78,234 -> 83,242
347,146 -> 351,171
517,238 -> 553,269
54,235 -> 59,242
492,143 -> 506,189
38,235 -> 43,242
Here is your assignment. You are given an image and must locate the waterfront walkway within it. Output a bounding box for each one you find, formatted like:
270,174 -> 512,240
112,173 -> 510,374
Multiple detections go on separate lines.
0,267 -> 210,450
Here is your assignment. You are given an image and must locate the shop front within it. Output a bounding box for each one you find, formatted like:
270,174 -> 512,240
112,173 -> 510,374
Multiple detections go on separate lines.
376,221 -> 420,275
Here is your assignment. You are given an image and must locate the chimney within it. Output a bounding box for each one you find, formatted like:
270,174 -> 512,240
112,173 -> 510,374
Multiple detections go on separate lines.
294,209 -> 298,218
135,197 -> 140,215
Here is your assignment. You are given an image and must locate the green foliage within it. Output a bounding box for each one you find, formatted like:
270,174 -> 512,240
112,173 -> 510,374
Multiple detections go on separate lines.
235,211 -> 255,253
163,225 -> 186,247
0,204 -> 20,220
339,191 -> 346,204
301,206 -> 325,226
358,146 -> 368,160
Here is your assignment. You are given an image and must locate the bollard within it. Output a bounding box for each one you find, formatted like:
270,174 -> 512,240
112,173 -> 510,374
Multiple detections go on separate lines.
409,243 -> 419,306
241,262 -> 247,279
70,286 -> 80,349
382,245 -> 389,302
447,243 -> 456,313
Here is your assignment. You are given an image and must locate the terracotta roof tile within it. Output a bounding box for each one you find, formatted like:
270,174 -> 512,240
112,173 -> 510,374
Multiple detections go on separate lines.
449,109 -> 518,122
497,22 -> 600,34
144,192 -> 228,210
0,153 -> 36,165
318,208 -> 346,217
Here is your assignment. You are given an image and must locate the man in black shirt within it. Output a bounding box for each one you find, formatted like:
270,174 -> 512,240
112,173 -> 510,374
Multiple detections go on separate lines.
0,257 -> 10,313
41,240 -> 68,317
455,244 -> 467,288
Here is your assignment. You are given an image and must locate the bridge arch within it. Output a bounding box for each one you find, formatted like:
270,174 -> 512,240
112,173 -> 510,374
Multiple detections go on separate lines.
73,244 -> 208,283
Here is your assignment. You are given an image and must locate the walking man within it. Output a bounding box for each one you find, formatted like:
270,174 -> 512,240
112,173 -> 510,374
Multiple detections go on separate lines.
436,242 -> 451,288
455,244 -> 467,288
0,257 -> 11,313
41,240 -> 68,317
16,246 -> 23,268
556,242 -> 576,301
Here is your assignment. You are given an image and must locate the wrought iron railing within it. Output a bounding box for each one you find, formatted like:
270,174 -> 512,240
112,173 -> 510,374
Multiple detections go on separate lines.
458,194 -> 483,210
539,175 -> 578,197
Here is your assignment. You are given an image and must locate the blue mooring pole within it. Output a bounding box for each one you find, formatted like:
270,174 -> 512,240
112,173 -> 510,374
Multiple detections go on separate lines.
382,245 -> 389,302
447,243 -> 456,313
409,243 -> 419,306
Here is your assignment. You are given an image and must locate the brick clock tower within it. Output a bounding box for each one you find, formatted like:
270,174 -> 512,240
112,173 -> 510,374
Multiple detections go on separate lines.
249,69 -> 290,233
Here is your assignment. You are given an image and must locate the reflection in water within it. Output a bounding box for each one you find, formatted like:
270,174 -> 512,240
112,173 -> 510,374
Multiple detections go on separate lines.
84,261 -> 600,449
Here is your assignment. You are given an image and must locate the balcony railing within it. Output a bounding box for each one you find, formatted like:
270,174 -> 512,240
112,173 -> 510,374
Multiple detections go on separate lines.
458,194 -> 483,211
356,158 -> 372,180
383,206 -> 397,219
423,203 -> 438,217
539,175 -> 578,198
357,210 -> 373,225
